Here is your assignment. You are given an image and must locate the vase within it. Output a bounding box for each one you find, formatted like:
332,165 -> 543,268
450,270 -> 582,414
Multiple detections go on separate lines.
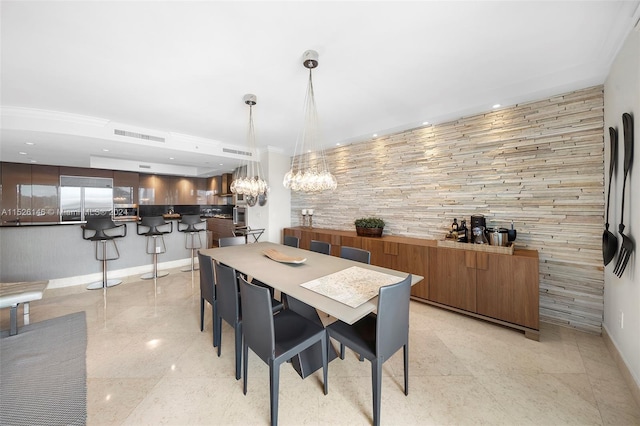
356,227 -> 383,237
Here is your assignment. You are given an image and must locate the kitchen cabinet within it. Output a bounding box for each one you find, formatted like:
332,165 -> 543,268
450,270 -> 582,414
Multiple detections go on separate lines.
284,227 -> 539,339
113,171 -> 139,205
1,162 -> 32,224
139,174 -> 208,205
59,167 -> 113,178
30,165 -> 59,222
207,218 -> 235,247
139,174 -> 176,205
221,173 -> 233,195
176,177 -> 195,204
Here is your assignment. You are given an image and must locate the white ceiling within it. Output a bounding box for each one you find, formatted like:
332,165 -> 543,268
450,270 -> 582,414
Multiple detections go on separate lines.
1,1 -> 639,177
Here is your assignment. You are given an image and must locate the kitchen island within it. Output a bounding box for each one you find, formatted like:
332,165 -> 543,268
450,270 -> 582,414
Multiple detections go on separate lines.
0,218 -> 209,287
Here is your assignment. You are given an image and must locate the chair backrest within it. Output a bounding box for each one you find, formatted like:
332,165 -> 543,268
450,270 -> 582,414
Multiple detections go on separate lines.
198,251 -> 215,304
214,262 -> 241,325
310,240 -> 331,255
219,236 -> 246,247
376,274 -> 412,360
283,235 -> 299,248
340,246 -> 371,264
180,214 -> 202,225
138,216 -> 171,235
238,275 -> 275,363
83,217 -> 125,240
179,214 -> 204,232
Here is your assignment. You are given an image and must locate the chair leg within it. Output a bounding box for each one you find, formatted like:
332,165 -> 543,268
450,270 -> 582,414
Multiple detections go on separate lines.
270,360 -> 280,426
200,298 -> 205,332
371,358 -> 382,426
234,322 -> 242,380
212,300 -> 219,347
321,334 -> 328,395
339,343 -> 345,359
242,343 -> 249,395
403,344 -> 409,395
216,314 -> 222,357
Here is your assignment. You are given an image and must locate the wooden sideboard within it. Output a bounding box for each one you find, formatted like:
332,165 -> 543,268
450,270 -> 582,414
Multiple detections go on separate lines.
284,227 -> 540,340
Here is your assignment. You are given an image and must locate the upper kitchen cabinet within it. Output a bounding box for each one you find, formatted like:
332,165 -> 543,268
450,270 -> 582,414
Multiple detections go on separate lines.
139,174 -> 159,205
59,167 -> 113,178
176,177 -> 196,204
30,165 -> 59,222
221,173 -> 233,195
113,171 -> 139,205
195,178 -> 207,205
1,162 -> 32,224
139,174 -> 208,205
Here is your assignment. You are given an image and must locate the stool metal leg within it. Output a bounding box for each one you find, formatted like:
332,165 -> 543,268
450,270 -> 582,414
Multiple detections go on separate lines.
9,304 -> 18,335
88,240 -> 122,290
181,231 -> 202,272
142,235 -> 169,279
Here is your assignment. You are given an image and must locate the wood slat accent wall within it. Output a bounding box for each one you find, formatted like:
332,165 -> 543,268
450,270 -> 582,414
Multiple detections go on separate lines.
291,85 -> 604,334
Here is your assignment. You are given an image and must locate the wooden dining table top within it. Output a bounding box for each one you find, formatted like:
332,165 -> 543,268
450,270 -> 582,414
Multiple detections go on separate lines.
201,241 -> 423,325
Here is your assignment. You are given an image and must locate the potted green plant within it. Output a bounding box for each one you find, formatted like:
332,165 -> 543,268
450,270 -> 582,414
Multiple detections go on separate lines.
354,217 -> 385,237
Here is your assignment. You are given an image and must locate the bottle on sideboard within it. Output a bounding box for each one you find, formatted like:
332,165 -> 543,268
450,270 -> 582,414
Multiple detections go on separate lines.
458,219 -> 468,243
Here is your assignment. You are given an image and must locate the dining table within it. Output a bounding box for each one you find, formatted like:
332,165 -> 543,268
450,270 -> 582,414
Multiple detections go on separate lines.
201,241 -> 423,325
200,241 -> 423,378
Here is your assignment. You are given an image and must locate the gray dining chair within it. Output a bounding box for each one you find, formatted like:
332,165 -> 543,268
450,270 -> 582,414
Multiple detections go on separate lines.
340,246 -> 371,264
218,236 -> 246,247
214,261 -> 243,380
310,240 -> 331,255
326,274 -> 412,426
197,251 -> 218,348
283,235 -> 299,248
239,276 -> 328,426
218,234 -> 284,311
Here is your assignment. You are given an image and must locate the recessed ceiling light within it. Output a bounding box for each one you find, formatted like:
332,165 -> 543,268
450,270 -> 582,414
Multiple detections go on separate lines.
422,121 -> 429,125
19,151 -> 27,155
492,104 -> 501,109
373,133 -> 378,137
219,163 -> 223,166
30,159 -> 37,163
336,143 -> 341,146
169,157 -> 174,160
25,142 -> 35,146
102,148 -> 109,152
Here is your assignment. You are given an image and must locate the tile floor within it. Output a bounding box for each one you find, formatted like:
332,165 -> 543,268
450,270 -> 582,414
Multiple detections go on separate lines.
3,268 -> 640,425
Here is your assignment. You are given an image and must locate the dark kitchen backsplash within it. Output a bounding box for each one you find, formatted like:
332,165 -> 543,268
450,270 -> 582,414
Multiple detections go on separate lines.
138,205 -> 233,217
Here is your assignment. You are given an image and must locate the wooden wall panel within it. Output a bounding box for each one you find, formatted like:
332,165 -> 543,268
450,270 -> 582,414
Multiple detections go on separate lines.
291,86 -> 604,333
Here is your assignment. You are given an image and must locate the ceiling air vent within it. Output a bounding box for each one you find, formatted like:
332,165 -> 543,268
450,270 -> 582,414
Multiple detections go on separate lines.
223,147 -> 252,157
139,165 -> 151,169
114,129 -> 165,143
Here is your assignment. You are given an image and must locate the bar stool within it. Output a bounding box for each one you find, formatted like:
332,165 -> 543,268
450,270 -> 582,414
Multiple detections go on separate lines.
178,214 -> 206,272
82,217 -> 127,290
137,216 -> 173,280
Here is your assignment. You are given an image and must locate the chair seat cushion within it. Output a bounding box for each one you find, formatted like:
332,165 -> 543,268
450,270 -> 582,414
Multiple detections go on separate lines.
273,310 -> 325,358
327,314 -> 376,359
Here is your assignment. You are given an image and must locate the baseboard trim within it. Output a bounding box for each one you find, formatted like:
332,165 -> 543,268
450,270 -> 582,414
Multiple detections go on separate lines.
602,325 -> 640,409
46,258 -> 193,289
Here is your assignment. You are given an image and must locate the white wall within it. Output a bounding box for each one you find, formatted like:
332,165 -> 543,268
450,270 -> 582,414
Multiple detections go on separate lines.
603,25 -> 640,388
246,147 -> 291,243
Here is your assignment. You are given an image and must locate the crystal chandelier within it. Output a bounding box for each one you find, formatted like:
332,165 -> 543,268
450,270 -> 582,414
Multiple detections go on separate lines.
283,50 -> 337,192
230,94 -> 269,207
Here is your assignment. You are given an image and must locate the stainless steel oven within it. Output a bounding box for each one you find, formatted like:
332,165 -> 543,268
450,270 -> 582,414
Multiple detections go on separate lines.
233,193 -> 247,206
233,206 -> 246,227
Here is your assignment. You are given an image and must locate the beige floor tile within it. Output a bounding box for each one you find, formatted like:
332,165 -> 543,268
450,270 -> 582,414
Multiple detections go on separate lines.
4,266 -> 640,425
